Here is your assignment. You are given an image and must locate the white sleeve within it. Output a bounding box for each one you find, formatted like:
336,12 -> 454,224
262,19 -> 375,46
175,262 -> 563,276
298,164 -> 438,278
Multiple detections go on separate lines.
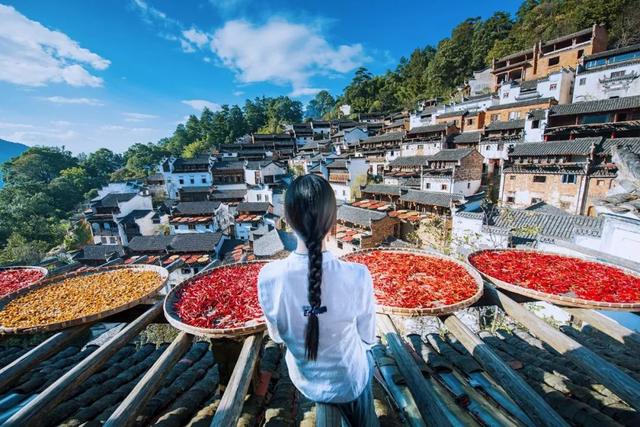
257,268 -> 284,344
356,268 -> 376,349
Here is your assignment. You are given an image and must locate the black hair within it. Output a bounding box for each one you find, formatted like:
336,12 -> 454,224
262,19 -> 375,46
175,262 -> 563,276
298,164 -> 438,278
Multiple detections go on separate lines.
284,174 -> 336,360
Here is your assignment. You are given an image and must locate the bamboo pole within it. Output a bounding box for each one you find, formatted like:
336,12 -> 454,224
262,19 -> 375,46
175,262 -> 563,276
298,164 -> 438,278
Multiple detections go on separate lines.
0,325 -> 89,393
5,302 -> 163,427
210,333 -> 262,427
104,332 -> 193,427
484,285 -> 640,412
564,308 -> 640,350
377,314 -> 455,427
441,314 -> 567,427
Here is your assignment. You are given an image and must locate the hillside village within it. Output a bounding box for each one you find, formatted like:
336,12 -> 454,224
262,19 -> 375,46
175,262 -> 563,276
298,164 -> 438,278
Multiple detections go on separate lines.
69,25 -> 640,283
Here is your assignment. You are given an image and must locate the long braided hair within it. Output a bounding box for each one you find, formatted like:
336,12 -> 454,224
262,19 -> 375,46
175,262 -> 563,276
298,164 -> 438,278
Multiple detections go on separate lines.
284,175 -> 336,361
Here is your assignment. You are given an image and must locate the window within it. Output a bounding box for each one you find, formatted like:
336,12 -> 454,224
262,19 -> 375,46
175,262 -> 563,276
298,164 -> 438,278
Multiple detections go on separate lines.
104,223 -> 111,230
101,236 -> 108,243
257,194 -> 262,201
579,77 -> 586,86
181,268 -> 191,274
188,224 -> 196,230
577,49 -> 584,59
466,119 -> 473,125
597,179 -> 604,186
531,198 -> 543,204
533,175 -> 546,183
425,183 -> 431,189
190,177 -> 195,184
342,190 -> 346,196
506,196 -> 515,203
467,182 -> 471,189
509,175 -> 516,181
531,120 -> 540,129
110,237 -> 117,244
560,201 -> 571,210
201,177 -> 207,184
441,184 -> 448,190
417,145 -> 423,149
337,241 -> 343,249
503,92 -> 509,99
179,178 -> 184,185
548,56 -> 559,66
561,174 -> 576,184
490,114 -> 499,122
174,224 -> 179,230
549,83 -> 557,90
508,111 -> 521,120
611,70 -> 626,78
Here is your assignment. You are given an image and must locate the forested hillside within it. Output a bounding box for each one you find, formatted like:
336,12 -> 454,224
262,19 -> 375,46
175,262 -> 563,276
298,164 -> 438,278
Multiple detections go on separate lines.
0,139 -> 28,188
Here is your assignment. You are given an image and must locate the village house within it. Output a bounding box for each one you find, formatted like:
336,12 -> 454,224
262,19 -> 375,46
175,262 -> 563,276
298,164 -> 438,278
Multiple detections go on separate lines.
421,148 -> 484,196
243,160 -> 287,186
497,68 -> 575,105
210,160 -> 246,191
219,143 -> 273,161
144,173 -> 166,198
74,244 -> 126,266
245,184 -> 273,204
158,155 -> 212,200
384,156 -> 429,188
330,127 -> 367,152
491,25 -> 608,90
360,183 -> 464,217
573,44 -> 640,102
325,157 -> 369,202
545,94 -> 640,141
380,118 -> 407,134
86,186 -> 161,246
485,97 -> 557,124
330,119 -> 361,135
357,132 -> 404,175
467,68 -> 493,96
435,110 -> 468,129
209,188 -> 247,205
499,138 -> 604,215
326,204 -> 399,256
233,202 -> 273,240
169,201 -> 233,235
310,119 -> 331,138
285,123 -> 314,146
524,109 -> 548,142
298,139 -> 330,156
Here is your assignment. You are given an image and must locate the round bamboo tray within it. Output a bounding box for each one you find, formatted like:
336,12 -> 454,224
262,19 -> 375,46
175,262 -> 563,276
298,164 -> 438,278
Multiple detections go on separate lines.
0,266 -> 48,298
164,260 -> 267,339
0,264 -> 168,334
467,248 -> 640,311
341,247 -> 484,317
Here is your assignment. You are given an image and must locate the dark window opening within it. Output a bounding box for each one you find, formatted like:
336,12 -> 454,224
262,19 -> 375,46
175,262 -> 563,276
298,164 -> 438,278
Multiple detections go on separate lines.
548,57 -> 560,66
533,175 -> 546,183
531,120 -> 540,129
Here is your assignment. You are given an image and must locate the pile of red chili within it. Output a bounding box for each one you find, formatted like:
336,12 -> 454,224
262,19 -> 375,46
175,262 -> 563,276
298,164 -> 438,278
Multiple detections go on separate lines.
174,262 -> 266,329
343,251 -> 479,309
469,250 -> 640,303
0,268 -> 46,299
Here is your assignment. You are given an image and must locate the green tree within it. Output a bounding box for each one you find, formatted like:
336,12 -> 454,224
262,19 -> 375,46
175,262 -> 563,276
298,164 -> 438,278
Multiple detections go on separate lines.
305,90 -> 336,119
2,146 -> 77,186
0,233 -> 49,265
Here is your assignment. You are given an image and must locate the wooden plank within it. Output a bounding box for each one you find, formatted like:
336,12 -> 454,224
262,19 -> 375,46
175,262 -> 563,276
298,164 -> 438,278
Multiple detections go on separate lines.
315,403 -> 343,427
377,314 -> 455,427
564,308 -> 640,350
0,325 -> 89,393
104,332 -> 193,427
6,302 -> 163,427
441,314 -> 567,427
210,334 -> 262,427
484,285 -> 640,412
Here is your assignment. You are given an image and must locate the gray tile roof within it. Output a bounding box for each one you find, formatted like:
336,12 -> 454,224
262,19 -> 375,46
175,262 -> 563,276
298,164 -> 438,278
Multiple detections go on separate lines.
95,193 -> 136,208
601,138 -> 640,156
524,201 -> 570,215
173,201 -> 221,215
361,131 -> 404,144
178,186 -> 212,193
528,109 -> 547,120
453,132 -> 482,144
337,205 -> 387,227
483,206 -> 603,242
437,110 -> 467,119
510,138 -> 599,156
485,119 -> 525,132
326,160 -> 349,169
399,190 -> 464,208
128,235 -> 173,252
407,124 -> 447,135
389,155 -> 430,167
78,244 -> 125,261
210,189 -> 247,200
253,229 -> 285,257
245,160 -> 272,170
503,163 -> 588,174
428,148 -> 475,161
128,233 -> 223,253
361,184 -> 402,196
550,95 -> 640,116
118,209 -> 153,225
211,160 -> 245,170
237,202 -> 271,213
486,97 -> 554,111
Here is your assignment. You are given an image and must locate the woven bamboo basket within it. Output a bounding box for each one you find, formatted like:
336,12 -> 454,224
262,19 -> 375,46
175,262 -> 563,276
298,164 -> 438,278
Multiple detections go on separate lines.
164,260 -> 268,339
0,264 -> 169,334
341,247 -> 484,317
467,248 -> 640,311
0,266 -> 48,298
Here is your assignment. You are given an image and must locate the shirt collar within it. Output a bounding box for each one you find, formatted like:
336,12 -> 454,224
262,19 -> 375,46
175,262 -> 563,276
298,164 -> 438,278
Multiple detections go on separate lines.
288,250 -> 337,264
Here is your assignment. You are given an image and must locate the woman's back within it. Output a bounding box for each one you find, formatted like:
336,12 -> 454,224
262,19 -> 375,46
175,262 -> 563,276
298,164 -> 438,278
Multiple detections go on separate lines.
258,250 -> 375,404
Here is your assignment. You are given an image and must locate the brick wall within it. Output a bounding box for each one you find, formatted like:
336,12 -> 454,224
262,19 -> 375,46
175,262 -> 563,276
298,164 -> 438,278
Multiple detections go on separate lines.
363,216 -> 399,248
454,151 -> 484,181
584,176 -> 615,216
501,172 -> 585,212
487,100 -> 554,122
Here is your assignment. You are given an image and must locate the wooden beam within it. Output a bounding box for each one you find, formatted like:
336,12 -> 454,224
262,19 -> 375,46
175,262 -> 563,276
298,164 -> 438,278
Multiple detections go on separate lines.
104,332 -> 193,427
6,302 -> 163,427
0,326 -> 89,393
484,285 -> 640,412
441,314 -> 567,427
377,314 -> 454,427
564,308 -> 640,350
210,334 -> 262,427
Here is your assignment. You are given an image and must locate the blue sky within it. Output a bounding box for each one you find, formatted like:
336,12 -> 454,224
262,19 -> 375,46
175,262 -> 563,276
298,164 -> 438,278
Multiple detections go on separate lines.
0,0 -> 521,154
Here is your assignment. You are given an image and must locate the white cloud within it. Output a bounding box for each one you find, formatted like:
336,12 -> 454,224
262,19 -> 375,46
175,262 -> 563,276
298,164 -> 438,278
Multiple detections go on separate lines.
2,128 -> 77,144
203,56 -> 212,63
290,87 -> 324,97
233,90 -> 244,96
123,112 -> 158,122
130,0 -> 176,27
182,99 -> 221,112
0,4 -> 110,87
41,96 -> 104,106
99,125 -> 126,131
210,19 -> 366,95
51,120 -> 72,127
182,27 -> 209,52
0,121 -> 35,129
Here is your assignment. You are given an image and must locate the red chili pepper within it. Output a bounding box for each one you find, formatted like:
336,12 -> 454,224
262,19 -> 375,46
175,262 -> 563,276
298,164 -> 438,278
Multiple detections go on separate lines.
0,269 -> 45,298
174,263 -> 266,329
469,251 -> 640,303
343,251 -> 478,309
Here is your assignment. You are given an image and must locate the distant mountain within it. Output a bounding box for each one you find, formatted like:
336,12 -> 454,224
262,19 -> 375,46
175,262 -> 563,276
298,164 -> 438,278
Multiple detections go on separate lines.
0,139 -> 28,188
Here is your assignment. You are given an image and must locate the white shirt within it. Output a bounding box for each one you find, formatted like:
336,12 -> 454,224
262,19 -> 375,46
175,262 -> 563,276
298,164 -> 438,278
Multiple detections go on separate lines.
258,250 -> 376,403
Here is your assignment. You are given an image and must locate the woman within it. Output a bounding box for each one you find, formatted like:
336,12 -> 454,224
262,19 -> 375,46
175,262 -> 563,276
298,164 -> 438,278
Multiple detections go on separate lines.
258,174 -> 378,427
